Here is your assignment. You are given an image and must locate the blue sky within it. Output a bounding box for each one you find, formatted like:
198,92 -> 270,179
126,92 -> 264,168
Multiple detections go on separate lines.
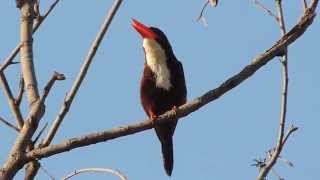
0,1 -> 319,179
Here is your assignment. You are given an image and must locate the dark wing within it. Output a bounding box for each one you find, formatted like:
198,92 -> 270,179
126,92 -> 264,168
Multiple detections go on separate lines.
140,64 -> 157,118
174,59 -> 187,105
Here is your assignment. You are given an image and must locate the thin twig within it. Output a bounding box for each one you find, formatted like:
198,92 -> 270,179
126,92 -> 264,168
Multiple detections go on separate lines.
39,164 -> 56,180
40,72 -> 65,103
302,0 -> 308,11
33,122 -> 48,144
26,3 -> 318,161
276,1 -> 287,34
271,168 -> 284,180
61,168 -> 127,180
15,75 -> 24,106
0,0 -> 61,73
41,0 -> 123,147
0,116 -> 19,132
0,73 -> 24,129
197,0 -> 218,24
257,0 -> 290,179
197,0 -> 218,26
254,0 -> 279,22
278,155 -> 294,167
282,125 -> 298,146
197,0 -> 210,22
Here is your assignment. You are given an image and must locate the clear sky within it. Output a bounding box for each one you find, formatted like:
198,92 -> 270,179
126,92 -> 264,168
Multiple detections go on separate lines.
0,1 -> 319,180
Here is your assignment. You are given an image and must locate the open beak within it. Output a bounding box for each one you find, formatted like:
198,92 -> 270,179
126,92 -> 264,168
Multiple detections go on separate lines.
131,18 -> 157,39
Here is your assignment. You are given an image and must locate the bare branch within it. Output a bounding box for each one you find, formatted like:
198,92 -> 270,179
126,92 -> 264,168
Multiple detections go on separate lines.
33,122 -> 48,144
39,164 -> 56,180
282,125 -> 298,146
256,0 -> 292,179
0,73 -> 24,129
278,155 -> 294,167
61,168 -> 127,180
41,0 -> 123,148
254,0 -> 279,22
24,160 -> 40,180
15,75 -> 24,107
25,3 -> 318,161
40,72 -> 65,103
302,0 -> 308,11
276,1 -> 287,34
271,168 -> 284,180
197,0 -> 218,26
23,71 -> 65,179
197,1 -> 210,22
0,116 -> 19,132
32,0 -> 60,34
20,1 -> 40,105
0,1 -> 46,179
0,1 -> 123,179
0,0 -> 61,74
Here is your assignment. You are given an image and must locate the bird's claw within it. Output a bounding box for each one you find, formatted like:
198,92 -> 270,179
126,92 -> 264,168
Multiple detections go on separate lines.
151,114 -> 158,121
172,106 -> 178,116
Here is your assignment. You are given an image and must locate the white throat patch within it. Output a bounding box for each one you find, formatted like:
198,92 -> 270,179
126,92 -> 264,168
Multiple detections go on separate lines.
143,39 -> 172,91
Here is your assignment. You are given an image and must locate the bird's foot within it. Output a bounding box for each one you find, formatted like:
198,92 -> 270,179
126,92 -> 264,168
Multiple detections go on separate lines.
149,113 -> 158,126
149,111 -> 158,121
172,106 -> 178,116
151,114 -> 158,121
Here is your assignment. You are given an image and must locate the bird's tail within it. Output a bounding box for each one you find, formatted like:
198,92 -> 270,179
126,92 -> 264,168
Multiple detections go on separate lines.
161,137 -> 174,176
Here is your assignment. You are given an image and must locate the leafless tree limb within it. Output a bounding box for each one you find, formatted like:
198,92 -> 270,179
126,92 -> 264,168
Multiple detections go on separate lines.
24,159 -> 40,180
197,0 -> 218,26
0,116 -> 19,132
15,75 -> 24,107
40,72 -> 65,103
271,168 -> 284,180
254,0 -> 279,22
24,2 -> 318,162
0,73 -> 24,129
61,168 -> 127,180
39,163 -> 56,180
33,122 -> 48,145
282,125 -> 298,147
20,2 -> 40,106
0,0 -> 61,74
0,1 -> 45,179
41,0 -> 123,148
197,1 -> 210,22
256,0 -> 295,179
8,0 -> 122,179
302,0 -> 308,11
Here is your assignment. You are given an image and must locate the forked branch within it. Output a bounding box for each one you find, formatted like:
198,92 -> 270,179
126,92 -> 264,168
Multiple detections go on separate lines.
0,116 -> 19,132
41,0 -> 123,148
0,73 -> 24,129
0,0 -> 61,73
255,0 -> 306,179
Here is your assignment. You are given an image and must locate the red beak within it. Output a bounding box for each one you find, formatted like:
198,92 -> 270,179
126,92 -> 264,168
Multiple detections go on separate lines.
131,18 -> 157,39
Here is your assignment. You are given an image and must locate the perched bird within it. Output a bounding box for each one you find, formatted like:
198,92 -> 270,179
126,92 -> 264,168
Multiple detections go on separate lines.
132,19 -> 187,176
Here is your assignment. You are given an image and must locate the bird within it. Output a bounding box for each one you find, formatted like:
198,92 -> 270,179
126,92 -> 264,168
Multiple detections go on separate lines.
131,18 -> 187,176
